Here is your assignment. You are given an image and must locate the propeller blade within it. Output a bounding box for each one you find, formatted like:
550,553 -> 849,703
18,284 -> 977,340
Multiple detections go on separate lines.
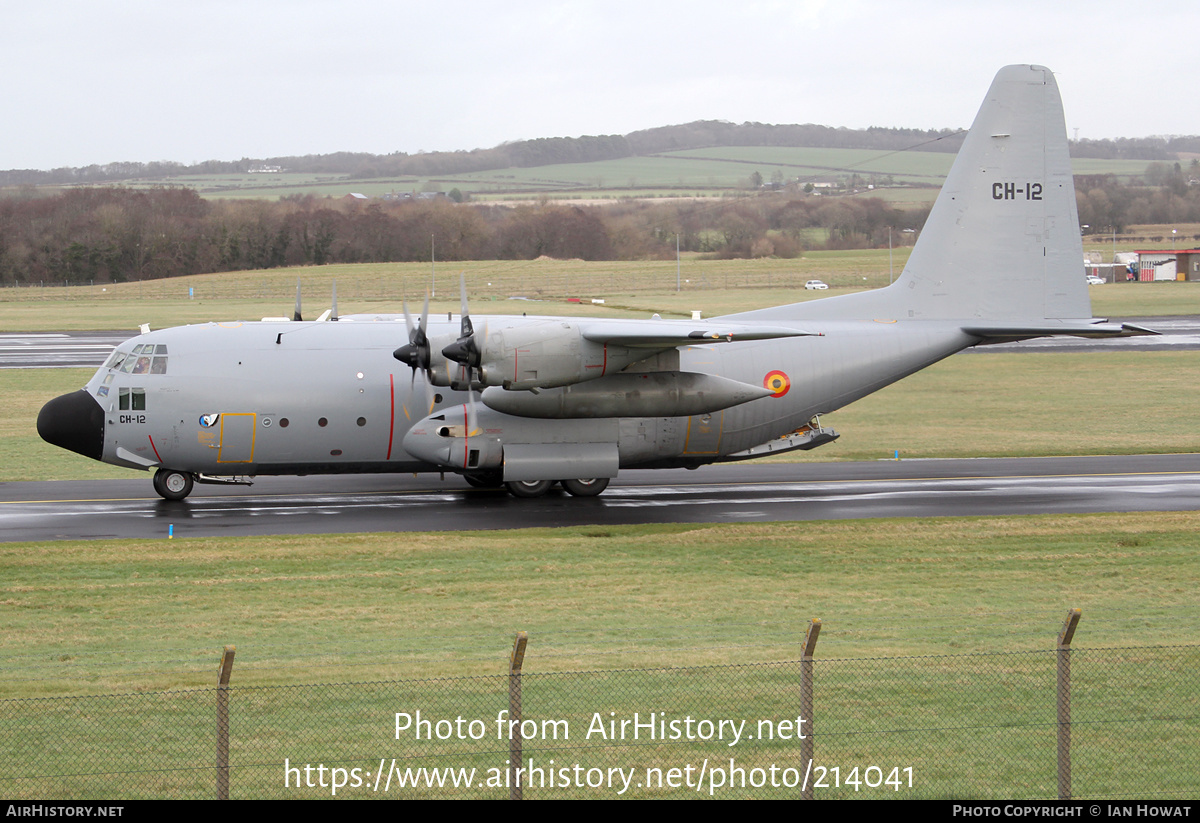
458,273 -> 472,339
330,280 -> 338,321
393,293 -> 433,374
293,279 -> 302,322
442,275 -> 481,370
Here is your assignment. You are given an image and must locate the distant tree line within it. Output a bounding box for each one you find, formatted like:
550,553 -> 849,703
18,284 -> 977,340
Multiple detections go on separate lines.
0,187 -> 927,285
1076,161 -> 1200,231
3,121 -> 1195,187
3,163 -> 1198,285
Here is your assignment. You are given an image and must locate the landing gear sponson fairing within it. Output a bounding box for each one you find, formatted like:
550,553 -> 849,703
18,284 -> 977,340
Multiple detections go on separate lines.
38,66 -> 1153,500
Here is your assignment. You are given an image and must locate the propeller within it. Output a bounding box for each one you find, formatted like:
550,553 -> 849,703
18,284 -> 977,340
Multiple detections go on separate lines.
393,294 -> 435,411
439,275 -> 481,435
293,279 -> 302,321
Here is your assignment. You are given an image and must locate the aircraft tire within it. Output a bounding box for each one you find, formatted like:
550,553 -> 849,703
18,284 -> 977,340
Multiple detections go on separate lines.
153,469 -> 194,501
463,472 -> 504,489
561,478 -> 610,497
505,479 -> 554,498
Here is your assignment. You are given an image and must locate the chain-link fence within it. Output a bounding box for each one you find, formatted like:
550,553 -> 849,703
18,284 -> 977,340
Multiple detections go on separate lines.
3,639 -> 1197,799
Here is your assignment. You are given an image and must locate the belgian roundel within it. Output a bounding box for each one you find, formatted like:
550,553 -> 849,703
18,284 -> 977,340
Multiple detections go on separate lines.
764,370 -> 790,398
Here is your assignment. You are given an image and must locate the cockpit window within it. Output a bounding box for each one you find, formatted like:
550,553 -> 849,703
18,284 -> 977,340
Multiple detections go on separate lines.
108,343 -> 167,375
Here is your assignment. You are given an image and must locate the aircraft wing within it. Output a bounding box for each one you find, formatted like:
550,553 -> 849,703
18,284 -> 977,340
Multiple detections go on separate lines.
580,320 -> 817,348
962,321 -> 1159,344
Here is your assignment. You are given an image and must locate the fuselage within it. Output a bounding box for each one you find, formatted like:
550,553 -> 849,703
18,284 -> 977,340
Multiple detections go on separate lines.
39,312 -> 973,482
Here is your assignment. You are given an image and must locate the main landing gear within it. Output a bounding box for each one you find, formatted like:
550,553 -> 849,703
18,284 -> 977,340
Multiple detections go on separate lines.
500,478 -> 610,498
152,468 -> 194,501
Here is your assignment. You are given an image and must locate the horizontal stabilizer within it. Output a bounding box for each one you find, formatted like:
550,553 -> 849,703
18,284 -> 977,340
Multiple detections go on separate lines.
962,321 -> 1160,343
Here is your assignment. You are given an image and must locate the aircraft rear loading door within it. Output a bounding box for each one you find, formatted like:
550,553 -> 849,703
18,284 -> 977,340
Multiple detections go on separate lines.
217,413 -> 256,464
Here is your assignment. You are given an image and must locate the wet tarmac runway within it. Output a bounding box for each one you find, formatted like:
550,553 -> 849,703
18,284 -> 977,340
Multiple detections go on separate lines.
3,454 -> 1197,542
0,331 -> 132,369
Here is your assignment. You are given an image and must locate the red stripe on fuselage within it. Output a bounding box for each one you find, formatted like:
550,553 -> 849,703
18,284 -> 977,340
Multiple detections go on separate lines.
387,374 -> 395,460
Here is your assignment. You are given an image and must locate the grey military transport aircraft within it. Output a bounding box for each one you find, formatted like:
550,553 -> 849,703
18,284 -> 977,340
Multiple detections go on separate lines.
38,65 -> 1153,500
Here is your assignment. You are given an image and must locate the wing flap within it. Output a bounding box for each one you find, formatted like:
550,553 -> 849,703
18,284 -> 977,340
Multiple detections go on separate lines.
581,320 -> 817,348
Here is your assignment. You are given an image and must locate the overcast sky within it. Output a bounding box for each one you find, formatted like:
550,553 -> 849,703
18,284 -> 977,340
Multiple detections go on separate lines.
2,0 -> 1194,171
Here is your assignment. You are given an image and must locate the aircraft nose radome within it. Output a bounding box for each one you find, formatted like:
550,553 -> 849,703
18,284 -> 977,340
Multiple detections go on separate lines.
37,390 -> 105,461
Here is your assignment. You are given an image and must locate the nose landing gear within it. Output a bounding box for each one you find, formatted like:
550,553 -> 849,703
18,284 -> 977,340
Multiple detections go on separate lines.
153,469 -> 194,501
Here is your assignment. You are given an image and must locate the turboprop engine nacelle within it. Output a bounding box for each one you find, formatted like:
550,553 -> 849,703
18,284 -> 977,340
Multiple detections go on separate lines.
473,320 -> 643,390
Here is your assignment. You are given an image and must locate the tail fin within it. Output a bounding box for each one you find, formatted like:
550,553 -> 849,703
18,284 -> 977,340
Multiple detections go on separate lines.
898,64 -> 1087,322
737,65 -> 1118,330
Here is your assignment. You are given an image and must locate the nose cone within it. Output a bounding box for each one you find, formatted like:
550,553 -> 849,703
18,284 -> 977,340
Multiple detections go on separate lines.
37,389 -> 105,461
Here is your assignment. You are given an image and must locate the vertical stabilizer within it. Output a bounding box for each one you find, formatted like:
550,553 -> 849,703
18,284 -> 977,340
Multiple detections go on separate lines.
732,65 -> 1094,327
897,64 -> 1088,322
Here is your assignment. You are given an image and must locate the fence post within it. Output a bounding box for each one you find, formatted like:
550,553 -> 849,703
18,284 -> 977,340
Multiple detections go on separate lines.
800,618 -> 821,800
1056,609 -> 1081,800
216,645 -> 236,800
508,631 -> 528,800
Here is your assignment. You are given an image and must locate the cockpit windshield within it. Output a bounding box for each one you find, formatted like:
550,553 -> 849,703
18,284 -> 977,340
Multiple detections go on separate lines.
105,343 -> 168,375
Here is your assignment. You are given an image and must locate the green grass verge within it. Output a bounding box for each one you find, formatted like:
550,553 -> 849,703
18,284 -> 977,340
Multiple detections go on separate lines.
5,256 -> 1199,333
4,513 -> 1198,692
2,513 -> 1197,798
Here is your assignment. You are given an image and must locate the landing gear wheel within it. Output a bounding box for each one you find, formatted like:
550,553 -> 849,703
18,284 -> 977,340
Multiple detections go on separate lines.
153,469 -> 194,501
463,472 -> 504,489
505,479 -> 554,499
561,478 -> 610,497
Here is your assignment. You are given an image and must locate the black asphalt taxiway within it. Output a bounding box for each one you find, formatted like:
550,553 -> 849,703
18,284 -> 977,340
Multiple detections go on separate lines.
2,454 -> 1198,542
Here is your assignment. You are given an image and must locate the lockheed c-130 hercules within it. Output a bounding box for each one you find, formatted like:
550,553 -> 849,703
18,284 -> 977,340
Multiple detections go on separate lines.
38,65 -> 1153,500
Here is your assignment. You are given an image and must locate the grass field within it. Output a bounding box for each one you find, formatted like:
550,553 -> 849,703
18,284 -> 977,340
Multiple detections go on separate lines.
3,511 -> 1197,798
6,249 -> 1200,331
41,147 -> 1151,202
4,512 -> 1198,691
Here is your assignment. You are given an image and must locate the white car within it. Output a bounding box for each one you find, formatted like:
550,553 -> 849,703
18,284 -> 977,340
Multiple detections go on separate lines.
1086,275 -> 1105,285
805,280 -> 828,290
